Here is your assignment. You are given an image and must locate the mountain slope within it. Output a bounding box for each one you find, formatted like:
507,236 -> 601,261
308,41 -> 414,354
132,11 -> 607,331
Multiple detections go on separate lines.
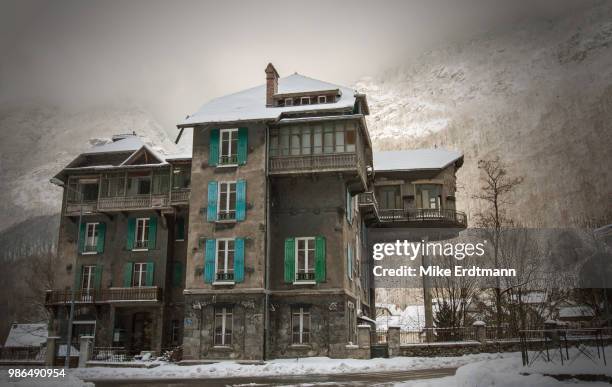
357,1 -> 612,227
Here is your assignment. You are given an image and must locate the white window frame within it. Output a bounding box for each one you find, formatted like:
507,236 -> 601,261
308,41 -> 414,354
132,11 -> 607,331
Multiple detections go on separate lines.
300,96 -> 311,105
83,222 -> 99,254
317,95 -> 327,104
294,237 -> 315,284
133,218 -> 150,251
291,306 -> 311,345
219,128 -> 239,166
214,238 -> 235,284
81,265 -> 96,291
285,98 -> 293,106
132,262 -> 148,287
214,306 -> 233,347
217,181 -> 237,221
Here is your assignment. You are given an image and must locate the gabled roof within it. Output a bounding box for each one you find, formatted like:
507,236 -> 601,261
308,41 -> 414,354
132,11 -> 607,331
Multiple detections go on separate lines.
4,324 -> 48,347
373,149 -> 464,172
179,74 -> 358,126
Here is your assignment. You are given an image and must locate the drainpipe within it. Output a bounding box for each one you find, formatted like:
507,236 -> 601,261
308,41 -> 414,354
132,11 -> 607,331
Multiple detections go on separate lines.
263,124 -> 271,360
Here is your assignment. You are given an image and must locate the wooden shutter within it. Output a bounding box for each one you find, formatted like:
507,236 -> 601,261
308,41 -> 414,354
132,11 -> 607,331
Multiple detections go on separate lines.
148,217 -> 157,249
284,238 -> 295,283
78,223 -> 86,254
94,264 -> 103,291
208,129 -> 220,166
315,236 -> 326,283
126,218 -> 136,250
123,262 -> 133,287
96,223 -> 106,254
204,239 -> 215,283
207,181 -> 218,222
237,127 -> 248,165
236,180 -> 247,221
146,261 -> 155,286
74,264 -> 82,290
234,238 -> 245,282
173,262 -> 184,287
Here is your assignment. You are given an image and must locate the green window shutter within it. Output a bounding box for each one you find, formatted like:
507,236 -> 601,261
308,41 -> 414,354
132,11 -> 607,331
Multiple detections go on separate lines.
123,262 -> 133,287
234,238 -> 245,282
94,264 -> 103,291
284,238 -> 295,283
96,223 -> 106,254
148,217 -> 157,249
315,236 -> 326,283
126,218 -> 136,250
176,218 -> 185,240
207,181 -> 218,222
209,129 -> 220,166
347,244 -> 352,279
237,127 -> 248,165
78,223 -> 86,254
204,239 -> 216,283
146,261 -> 155,286
236,179 -> 247,221
74,264 -> 82,290
173,262 -> 184,288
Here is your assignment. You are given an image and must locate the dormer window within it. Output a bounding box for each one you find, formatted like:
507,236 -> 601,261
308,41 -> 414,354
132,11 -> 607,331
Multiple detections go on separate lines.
285,98 -> 293,107
317,95 -> 327,104
300,97 -> 310,105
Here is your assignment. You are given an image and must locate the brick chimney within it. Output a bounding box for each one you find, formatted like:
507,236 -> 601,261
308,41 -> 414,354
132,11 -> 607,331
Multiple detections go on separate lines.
265,63 -> 279,107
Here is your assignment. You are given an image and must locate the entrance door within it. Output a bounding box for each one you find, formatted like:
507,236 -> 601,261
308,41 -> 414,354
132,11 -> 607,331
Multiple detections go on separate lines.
131,312 -> 153,353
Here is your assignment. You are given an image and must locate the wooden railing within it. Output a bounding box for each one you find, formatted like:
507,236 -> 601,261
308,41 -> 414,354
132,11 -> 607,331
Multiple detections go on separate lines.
269,153 -> 360,174
170,189 -> 190,204
64,201 -> 97,215
45,287 -> 162,305
97,194 -> 169,211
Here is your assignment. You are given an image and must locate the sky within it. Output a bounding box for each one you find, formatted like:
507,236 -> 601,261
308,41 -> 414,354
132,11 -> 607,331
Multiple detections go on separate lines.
0,0 -> 593,131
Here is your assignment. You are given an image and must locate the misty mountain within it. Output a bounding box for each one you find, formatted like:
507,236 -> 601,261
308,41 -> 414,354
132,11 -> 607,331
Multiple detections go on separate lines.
357,1 -> 612,227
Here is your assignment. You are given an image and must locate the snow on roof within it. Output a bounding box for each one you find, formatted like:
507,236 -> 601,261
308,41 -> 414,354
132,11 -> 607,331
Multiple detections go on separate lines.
82,135 -> 145,155
376,305 -> 428,331
558,306 -> 595,319
510,292 -> 546,304
373,149 -> 463,172
4,324 -> 48,347
180,74 -> 357,126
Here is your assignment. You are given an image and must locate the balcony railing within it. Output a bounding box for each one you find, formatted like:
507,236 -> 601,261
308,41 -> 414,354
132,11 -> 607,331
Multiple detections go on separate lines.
217,210 -> 236,221
65,190 -> 190,215
215,272 -> 235,281
170,189 -> 190,204
134,240 -> 149,250
270,153 -> 360,174
296,272 -> 315,281
45,287 -> 162,305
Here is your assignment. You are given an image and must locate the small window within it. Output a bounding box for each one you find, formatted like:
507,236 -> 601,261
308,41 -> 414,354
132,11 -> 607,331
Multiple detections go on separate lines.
81,265 -> 96,291
214,306 -> 233,346
127,172 -> 151,196
218,182 -> 237,221
285,98 -> 293,107
347,302 -> 356,344
84,223 -> 99,253
219,128 -> 239,165
175,217 -> 185,241
132,262 -> 148,287
215,239 -> 235,282
300,96 -> 310,105
295,237 -> 315,282
317,95 -> 326,104
135,218 -> 150,249
170,319 -> 181,346
292,306 -> 310,344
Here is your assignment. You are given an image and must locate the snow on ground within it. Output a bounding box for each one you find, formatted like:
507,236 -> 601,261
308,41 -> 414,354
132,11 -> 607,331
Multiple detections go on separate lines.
397,348 -> 612,387
0,369 -> 92,387
72,352 -> 512,380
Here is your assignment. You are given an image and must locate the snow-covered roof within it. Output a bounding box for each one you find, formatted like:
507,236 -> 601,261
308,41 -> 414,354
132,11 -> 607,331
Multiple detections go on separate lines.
558,306 -> 595,319
4,324 -> 48,347
373,149 -> 463,172
179,74 -> 358,126
82,135 -> 145,155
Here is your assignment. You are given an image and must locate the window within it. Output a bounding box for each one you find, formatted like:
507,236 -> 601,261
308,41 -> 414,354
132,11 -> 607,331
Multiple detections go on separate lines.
135,218 -> 150,249
215,239 -> 235,282
170,320 -> 181,346
269,122 -> 357,156
80,180 -> 99,201
214,306 -> 233,346
377,185 -> 402,210
217,182 -> 237,220
317,95 -> 327,104
127,172 -> 151,195
172,166 -> 191,189
175,217 -> 185,241
219,128 -> 238,165
347,302 -> 356,344
292,306 -> 310,344
132,263 -> 148,287
300,96 -> 311,105
81,265 -> 96,291
416,184 -> 442,210
152,170 -> 170,195
295,237 -> 315,282
285,98 -> 293,107
100,173 -> 125,197
83,223 -> 99,253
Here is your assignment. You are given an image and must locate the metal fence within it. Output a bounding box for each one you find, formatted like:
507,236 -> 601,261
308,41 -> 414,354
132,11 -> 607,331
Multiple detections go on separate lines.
90,347 -> 131,362
0,346 -> 46,361
401,327 -> 478,344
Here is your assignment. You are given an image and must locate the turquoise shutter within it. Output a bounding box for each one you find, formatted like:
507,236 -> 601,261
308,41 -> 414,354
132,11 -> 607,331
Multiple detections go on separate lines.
96,223 -> 106,254
204,239 -> 215,283
173,262 -> 184,287
127,218 -> 136,250
148,217 -> 157,249
74,264 -> 82,290
146,261 -> 155,286
237,127 -> 248,165
176,218 -> 185,240
78,223 -> 86,253
234,238 -> 245,282
236,180 -> 247,221
207,181 -> 218,221
284,238 -> 295,283
315,237 -> 326,283
123,262 -> 133,287
347,244 -> 352,279
209,129 -> 219,166
94,264 -> 103,291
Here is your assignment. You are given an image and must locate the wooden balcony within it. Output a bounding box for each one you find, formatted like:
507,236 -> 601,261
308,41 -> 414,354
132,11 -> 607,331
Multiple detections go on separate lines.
45,287 -> 162,305
64,190 -> 190,215
170,189 -> 190,205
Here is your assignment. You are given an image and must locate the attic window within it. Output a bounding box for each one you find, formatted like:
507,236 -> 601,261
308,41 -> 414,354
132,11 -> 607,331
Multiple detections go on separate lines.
285,98 -> 293,107
300,97 -> 310,105
317,96 -> 327,104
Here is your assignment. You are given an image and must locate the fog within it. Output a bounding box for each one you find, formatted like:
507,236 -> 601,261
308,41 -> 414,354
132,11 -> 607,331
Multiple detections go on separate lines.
0,0 -> 594,131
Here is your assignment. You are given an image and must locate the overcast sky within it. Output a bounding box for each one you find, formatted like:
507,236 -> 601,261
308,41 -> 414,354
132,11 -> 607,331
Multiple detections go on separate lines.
0,0 -> 592,130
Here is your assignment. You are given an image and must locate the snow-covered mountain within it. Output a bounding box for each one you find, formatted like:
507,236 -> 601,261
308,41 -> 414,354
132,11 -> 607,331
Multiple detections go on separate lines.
357,1 -> 612,227
0,102 -> 178,237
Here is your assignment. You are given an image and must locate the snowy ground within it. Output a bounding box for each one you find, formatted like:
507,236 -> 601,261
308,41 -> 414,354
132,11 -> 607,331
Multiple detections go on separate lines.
72,352 -> 510,381
0,369 -> 93,387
